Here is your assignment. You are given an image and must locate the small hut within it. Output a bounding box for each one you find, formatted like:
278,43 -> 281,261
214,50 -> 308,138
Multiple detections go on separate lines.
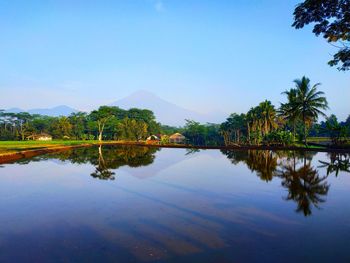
146,135 -> 159,141
146,135 -> 160,144
27,133 -> 52,141
169,133 -> 186,144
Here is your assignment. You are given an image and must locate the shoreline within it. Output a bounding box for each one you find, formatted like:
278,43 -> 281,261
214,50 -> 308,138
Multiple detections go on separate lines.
0,141 -> 349,164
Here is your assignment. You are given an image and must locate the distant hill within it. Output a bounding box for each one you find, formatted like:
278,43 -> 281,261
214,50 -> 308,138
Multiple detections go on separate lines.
4,91 -> 227,125
5,105 -> 78,117
110,90 -> 227,126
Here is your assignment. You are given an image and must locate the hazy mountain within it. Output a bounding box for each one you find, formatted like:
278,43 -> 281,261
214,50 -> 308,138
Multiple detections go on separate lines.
5,105 -> 78,117
110,90 -> 227,126
4,91 -> 227,125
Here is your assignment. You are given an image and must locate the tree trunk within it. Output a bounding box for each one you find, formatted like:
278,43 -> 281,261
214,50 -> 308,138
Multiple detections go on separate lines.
293,120 -> 296,143
247,123 -> 250,144
303,113 -> 307,146
98,122 -> 104,142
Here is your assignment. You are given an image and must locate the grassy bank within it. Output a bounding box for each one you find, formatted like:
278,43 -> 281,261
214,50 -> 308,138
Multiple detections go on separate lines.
0,139 -> 349,164
0,140 -> 100,155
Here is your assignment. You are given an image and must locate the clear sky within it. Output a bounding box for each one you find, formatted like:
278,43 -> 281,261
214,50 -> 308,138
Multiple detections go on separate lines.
0,0 -> 349,120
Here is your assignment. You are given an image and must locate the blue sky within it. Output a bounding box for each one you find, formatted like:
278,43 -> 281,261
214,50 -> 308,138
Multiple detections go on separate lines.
0,0 -> 349,120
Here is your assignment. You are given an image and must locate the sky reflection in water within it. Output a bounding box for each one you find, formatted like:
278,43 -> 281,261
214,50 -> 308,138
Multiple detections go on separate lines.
0,146 -> 349,263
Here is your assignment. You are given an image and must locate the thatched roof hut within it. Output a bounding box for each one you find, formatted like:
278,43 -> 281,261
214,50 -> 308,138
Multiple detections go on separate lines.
169,133 -> 186,144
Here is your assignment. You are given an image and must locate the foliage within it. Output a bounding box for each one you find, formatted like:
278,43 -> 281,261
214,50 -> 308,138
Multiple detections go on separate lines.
0,106 -> 159,142
119,118 -> 148,141
263,130 -> 293,146
293,0 -> 350,71
323,115 -> 348,145
220,113 -> 246,145
282,76 -> 328,145
0,77 -> 347,148
319,153 -> 350,176
183,120 -> 223,146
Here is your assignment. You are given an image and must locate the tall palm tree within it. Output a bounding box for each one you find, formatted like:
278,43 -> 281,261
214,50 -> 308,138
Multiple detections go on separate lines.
246,107 -> 262,144
259,100 -> 277,135
291,76 -> 328,145
279,88 -> 299,141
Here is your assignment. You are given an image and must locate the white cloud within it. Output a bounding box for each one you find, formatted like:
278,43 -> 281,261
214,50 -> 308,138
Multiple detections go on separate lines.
154,0 -> 164,12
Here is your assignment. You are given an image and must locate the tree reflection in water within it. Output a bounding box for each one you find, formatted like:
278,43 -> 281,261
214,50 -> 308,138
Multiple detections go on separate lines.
221,149 -> 331,216
39,145 -> 159,180
221,150 -> 278,181
90,145 -> 116,180
7,146 -> 348,217
318,153 -> 350,176
277,153 -> 329,216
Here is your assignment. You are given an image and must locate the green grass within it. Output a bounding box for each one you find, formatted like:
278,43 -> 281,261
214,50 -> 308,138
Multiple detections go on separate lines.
0,140 -> 101,155
307,137 -> 332,142
0,140 -> 154,155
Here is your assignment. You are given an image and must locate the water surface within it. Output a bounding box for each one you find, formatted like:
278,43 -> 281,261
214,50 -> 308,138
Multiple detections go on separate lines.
0,146 -> 349,262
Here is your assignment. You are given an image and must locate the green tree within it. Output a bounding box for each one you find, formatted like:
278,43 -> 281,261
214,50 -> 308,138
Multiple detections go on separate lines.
259,100 -> 278,136
220,113 -> 246,145
279,88 -> 299,141
293,0 -> 350,71
291,76 -> 328,145
51,116 -> 72,139
324,114 -> 348,145
183,120 -> 206,145
69,112 -> 88,140
119,118 -> 148,141
246,107 -> 263,144
89,106 -> 119,141
15,112 -> 33,140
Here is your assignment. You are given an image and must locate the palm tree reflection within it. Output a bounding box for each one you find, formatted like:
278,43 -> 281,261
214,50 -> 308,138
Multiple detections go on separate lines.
221,150 -> 278,181
278,154 -> 329,216
245,150 -> 278,181
222,150 -> 331,216
318,153 -> 350,176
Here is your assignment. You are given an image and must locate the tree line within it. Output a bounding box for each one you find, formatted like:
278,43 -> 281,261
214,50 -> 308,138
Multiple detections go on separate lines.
219,76 -> 349,146
1,76 -> 349,146
0,106 -> 161,141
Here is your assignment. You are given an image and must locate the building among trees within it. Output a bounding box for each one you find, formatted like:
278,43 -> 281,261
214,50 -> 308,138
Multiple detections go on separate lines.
27,133 -> 53,141
169,133 -> 186,144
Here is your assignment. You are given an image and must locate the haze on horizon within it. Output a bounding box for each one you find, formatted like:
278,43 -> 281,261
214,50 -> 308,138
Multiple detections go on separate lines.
0,0 -> 349,120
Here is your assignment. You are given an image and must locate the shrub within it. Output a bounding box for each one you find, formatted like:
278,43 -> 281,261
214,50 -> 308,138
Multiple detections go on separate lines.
263,131 -> 293,146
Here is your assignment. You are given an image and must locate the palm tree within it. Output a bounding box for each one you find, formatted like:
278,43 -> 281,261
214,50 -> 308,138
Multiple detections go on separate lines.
259,100 -> 277,135
246,107 -> 262,145
290,76 -> 328,145
279,88 -> 299,141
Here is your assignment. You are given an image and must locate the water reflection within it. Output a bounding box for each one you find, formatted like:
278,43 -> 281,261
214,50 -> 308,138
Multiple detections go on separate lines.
277,155 -> 329,216
1,147 -> 350,262
40,145 -> 159,180
9,146 -> 350,217
220,149 -> 349,217
318,152 -> 350,176
91,145 -> 116,180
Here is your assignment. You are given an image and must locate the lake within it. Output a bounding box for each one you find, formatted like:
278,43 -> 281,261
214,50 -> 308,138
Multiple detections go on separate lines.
0,145 -> 349,262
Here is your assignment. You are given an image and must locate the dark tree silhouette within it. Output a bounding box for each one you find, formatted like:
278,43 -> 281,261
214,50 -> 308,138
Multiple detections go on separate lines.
293,0 -> 350,71
278,155 -> 329,216
319,153 -> 350,176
